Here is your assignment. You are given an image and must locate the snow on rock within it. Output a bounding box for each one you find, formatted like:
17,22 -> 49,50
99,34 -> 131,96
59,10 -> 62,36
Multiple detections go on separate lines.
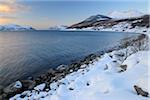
122,51 -> 148,70
108,10 -> 144,19
14,81 -> 22,89
34,83 -> 46,91
83,14 -> 111,22
10,48 -> 149,100
91,22 -> 150,34
136,76 -> 149,93
122,51 -> 149,94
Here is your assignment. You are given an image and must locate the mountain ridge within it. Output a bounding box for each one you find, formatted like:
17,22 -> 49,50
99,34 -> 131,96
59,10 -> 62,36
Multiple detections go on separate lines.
68,14 -> 149,29
0,24 -> 35,31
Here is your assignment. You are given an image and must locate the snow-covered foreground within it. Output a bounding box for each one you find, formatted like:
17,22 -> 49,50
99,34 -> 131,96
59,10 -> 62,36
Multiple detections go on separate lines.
10,47 -> 149,100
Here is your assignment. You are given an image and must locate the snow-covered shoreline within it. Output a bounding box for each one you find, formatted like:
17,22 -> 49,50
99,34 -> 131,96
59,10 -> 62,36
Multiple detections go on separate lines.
10,40 -> 149,100
67,25 -> 150,35
0,33 -> 148,100
0,20 -> 149,99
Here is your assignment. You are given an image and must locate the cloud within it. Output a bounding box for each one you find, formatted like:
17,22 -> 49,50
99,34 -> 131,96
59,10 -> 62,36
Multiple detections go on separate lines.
0,4 -> 15,13
0,0 -> 29,14
0,0 -> 30,24
0,16 -> 16,19
0,16 -> 16,24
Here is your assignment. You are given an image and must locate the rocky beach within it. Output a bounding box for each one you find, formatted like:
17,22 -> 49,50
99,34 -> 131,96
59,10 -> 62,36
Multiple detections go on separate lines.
0,32 -> 149,99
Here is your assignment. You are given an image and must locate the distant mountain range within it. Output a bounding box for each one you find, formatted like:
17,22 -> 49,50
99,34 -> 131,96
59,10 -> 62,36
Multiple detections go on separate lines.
49,25 -> 68,30
0,24 -> 35,31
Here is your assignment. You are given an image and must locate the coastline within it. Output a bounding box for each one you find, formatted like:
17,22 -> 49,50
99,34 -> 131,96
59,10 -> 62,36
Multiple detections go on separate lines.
0,1 -> 148,99
0,31 -> 149,99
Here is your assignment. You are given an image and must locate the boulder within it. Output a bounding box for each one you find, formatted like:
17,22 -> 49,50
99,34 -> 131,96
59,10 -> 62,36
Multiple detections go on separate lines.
34,83 -> 46,91
14,81 -> 22,89
35,78 -> 41,84
47,68 -> 56,75
68,87 -> 74,90
0,93 -> 7,100
0,85 -> 3,95
39,74 -> 48,81
134,85 -> 149,97
21,80 -> 36,90
3,81 -> 22,94
120,65 -> 127,71
57,65 -> 67,71
27,77 -> 34,80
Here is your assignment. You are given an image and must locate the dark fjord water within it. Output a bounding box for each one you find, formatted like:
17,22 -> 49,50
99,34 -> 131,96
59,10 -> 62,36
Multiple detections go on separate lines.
0,31 -> 137,86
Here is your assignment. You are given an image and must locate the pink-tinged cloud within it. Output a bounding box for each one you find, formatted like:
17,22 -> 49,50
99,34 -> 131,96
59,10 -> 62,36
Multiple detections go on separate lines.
0,0 -> 29,14
0,0 -> 30,24
0,16 -> 16,24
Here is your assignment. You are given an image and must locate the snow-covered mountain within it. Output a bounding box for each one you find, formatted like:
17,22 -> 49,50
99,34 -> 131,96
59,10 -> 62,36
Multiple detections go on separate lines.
83,14 -> 111,22
49,25 -> 68,30
108,10 -> 144,19
0,24 -> 35,31
69,13 -> 149,31
68,15 -> 111,28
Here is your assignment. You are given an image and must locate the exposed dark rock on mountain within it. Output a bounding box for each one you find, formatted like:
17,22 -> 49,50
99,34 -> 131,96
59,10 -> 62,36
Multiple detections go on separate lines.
68,14 -> 111,28
68,15 -> 149,29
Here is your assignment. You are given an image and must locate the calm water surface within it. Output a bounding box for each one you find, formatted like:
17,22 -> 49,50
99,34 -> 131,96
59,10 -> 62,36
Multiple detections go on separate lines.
0,31 -> 137,86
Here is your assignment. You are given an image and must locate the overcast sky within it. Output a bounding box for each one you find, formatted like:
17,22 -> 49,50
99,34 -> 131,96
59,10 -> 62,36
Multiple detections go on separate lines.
0,0 -> 149,29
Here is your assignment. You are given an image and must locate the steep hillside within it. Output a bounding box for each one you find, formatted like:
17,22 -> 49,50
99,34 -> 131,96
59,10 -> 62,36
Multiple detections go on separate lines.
69,14 -> 111,29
